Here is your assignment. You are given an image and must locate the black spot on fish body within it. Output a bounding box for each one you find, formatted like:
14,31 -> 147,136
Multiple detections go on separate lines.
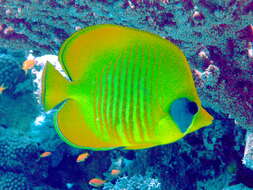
187,101 -> 198,114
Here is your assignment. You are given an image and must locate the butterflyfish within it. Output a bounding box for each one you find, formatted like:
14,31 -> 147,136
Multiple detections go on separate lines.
41,24 -> 213,150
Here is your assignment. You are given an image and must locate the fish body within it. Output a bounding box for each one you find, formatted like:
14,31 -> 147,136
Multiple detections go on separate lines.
76,152 -> 89,163
111,169 -> 121,176
40,151 -> 52,158
41,24 -> 213,150
22,59 -> 36,74
0,84 -> 6,94
88,178 -> 106,187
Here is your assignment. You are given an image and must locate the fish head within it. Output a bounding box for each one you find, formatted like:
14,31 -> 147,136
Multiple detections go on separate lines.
184,105 -> 213,134
156,97 -> 213,144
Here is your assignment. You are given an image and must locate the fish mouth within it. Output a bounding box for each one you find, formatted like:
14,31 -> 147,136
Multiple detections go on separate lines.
185,107 -> 214,135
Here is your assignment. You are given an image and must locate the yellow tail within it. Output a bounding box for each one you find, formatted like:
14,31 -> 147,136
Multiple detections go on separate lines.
41,61 -> 71,111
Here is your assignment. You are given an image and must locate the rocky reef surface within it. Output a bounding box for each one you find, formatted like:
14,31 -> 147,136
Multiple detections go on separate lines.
0,0 -> 253,189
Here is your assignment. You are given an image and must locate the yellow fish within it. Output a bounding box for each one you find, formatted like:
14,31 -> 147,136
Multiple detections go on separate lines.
41,24 -> 213,150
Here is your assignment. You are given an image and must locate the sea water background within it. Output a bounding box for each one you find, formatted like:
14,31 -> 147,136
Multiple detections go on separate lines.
0,0 -> 253,189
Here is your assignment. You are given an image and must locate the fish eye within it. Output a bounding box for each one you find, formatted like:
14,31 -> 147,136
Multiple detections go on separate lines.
187,101 -> 198,115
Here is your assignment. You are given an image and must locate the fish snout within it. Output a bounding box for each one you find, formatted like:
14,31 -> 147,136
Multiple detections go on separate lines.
185,107 -> 213,134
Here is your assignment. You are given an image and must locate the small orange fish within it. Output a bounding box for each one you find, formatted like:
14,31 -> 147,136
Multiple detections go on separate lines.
22,59 -> 36,74
111,169 -> 121,176
88,178 -> 106,187
40,152 -> 52,158
76,152 -> 89,163
0,84 -> 6,94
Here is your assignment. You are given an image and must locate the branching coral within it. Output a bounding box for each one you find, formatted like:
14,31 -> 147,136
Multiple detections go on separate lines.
0,94 -> 39,131
0,128 -> 39,171
0,53 -> 24,93
103,175 -> 161,190
0,127 -> 57,188
0,171 -> 31,190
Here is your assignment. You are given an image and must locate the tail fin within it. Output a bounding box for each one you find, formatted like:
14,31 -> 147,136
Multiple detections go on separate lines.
41,61 -> 71,111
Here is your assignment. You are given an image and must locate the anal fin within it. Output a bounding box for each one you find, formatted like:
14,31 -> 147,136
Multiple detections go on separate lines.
124,143 -> 157,150
54,99 -> 117,150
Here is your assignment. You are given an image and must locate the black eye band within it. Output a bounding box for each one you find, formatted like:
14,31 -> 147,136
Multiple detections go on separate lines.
169,98 -> 198,133
187,102 -> 198,115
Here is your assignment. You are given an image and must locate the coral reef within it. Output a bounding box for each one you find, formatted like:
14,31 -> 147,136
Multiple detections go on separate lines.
225,184 -> 253,190
0,87 -> 251,190
0,51 -> 25,94
0,0 -> 252,127
0,171 -> 31,190
0,49 -> 40,130
0,129 -> 38,171
0,94 -> 39,130
103,175 -> 161,190
0,128 -> 50,179
243,130 -> 253,170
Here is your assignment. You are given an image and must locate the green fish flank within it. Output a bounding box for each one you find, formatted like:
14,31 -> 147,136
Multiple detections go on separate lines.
41,24 -> 214,150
